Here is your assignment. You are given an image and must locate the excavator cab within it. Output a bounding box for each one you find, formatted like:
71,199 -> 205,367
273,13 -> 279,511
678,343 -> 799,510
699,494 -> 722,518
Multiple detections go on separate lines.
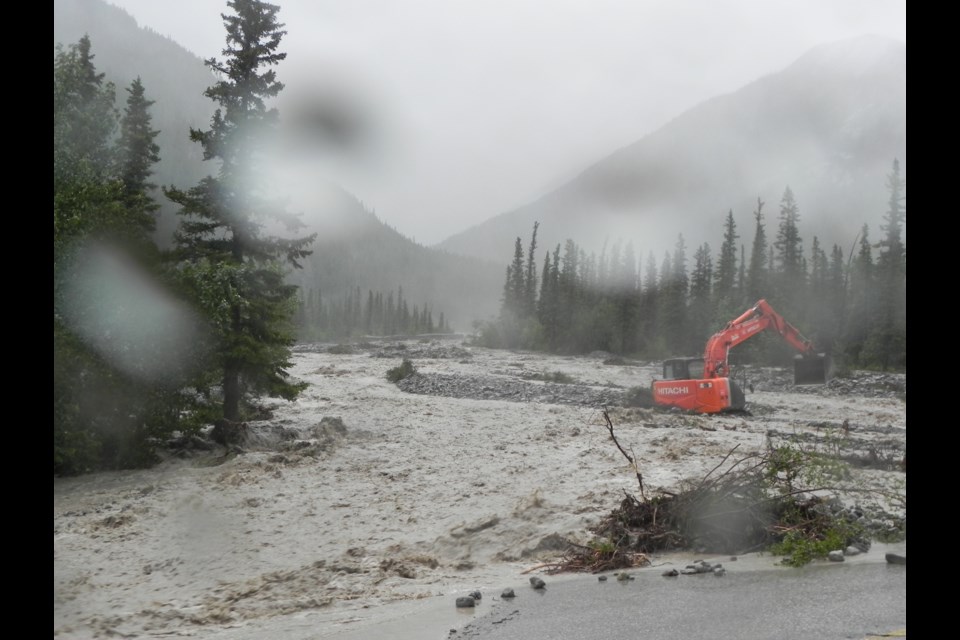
794,353 -> 833,385
662,357 -> 705,381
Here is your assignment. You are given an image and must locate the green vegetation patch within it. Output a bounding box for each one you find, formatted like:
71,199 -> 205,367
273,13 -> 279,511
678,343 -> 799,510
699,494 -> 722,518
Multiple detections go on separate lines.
386,359 -> 418,383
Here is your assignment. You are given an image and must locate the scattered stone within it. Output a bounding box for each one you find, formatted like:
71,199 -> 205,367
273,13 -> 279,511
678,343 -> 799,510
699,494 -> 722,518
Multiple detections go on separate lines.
455,596 -> 476,608
469,590 -> 482,601
843,546 -> 862,557
713,567 -> 726,577
729,556 -> 738,561
885,553 -> 906,565
675,560 -> 719,575
501,588 -> 516,598
616,572 -> 632,582
598,575 -> 608,581
827,550 -> 845,562
529,577 -> 546,589
662,569 -> 679,577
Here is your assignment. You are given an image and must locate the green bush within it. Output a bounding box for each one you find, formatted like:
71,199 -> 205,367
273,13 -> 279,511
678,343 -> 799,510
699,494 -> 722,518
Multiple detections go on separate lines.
386,359 -> 417,383
769,518 -> 864,567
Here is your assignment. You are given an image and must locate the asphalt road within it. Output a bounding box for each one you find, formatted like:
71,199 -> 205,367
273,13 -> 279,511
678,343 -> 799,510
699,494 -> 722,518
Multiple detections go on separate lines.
455,552 -> 906,640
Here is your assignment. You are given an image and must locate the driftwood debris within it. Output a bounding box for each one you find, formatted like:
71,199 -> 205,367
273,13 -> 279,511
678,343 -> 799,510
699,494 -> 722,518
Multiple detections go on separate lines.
547,410 -> 889,574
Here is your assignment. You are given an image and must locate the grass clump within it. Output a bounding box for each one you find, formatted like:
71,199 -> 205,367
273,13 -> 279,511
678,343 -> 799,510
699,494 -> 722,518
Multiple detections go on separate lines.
768,510 -> 865,567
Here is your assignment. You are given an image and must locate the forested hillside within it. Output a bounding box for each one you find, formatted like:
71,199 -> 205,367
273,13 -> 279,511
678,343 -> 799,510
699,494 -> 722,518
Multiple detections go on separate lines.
482,169 -> 905,371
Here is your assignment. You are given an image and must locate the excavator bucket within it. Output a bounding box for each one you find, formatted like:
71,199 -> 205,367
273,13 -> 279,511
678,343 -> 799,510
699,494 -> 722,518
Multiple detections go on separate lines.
794,354 -> 832,385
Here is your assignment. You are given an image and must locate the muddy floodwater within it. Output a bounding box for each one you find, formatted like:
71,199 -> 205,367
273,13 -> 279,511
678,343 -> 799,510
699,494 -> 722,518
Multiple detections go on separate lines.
54,339 -> 906,639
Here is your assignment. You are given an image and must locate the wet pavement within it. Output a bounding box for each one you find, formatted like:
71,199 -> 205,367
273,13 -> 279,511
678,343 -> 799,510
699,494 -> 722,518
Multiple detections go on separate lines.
455,548 -> 906,640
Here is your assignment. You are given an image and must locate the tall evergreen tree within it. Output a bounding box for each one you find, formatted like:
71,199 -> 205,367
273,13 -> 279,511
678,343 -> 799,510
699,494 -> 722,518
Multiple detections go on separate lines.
689,242 -> 714,348
774,186 -> 804,313
607,241 -> 622,292
117,77 -> 161,226
558,240 -> 580,343
843,225 -> 874,364
865,159 -> 906,369
505,236 -> 525,318
622,242 -> 638,292
54,35 -> 118,186
657,235 -> 689,353
643,252 -> 658,295
715,210 -> 738,306
737,245 -> 746,304
806,236 -> 833,348
747,197 -> 768,303
164,0 -> 315,423
539,245 -> 561,348
54,36 -> 126,249
524,222 -> 539,317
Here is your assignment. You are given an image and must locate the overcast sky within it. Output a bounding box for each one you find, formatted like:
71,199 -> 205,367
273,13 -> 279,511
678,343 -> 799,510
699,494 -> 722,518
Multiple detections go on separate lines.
107,0 -> 905,245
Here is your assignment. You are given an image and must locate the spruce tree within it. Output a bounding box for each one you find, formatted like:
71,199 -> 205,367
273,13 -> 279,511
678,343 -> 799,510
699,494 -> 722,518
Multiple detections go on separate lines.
637,252 -> 658,354
747,197 -> 768,302
844,225 -> 874,364
737,245 -> 746,304
715,210 -> 738,306
689,243 -> 714,348
54,35 -> 118,186
807,236 -> 833,348
114,77 -> 163,241
774,186 -> 804,314
669,234 -> 690,352
865,159 -> 906,369
524,222 -> 539,317
622,242 -> 638,293
508,236 -> 525,317
164,0 -> 315,422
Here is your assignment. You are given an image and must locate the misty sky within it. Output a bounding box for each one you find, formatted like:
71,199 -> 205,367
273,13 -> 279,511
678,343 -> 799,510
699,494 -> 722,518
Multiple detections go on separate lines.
107,0 -> 905,246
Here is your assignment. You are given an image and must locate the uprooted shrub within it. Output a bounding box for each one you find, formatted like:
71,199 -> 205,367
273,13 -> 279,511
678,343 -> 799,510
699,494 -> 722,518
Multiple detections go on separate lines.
549,410 -> 898,573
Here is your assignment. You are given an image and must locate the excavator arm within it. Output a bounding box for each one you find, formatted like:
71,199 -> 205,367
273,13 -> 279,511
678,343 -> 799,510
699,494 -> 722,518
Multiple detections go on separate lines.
703,299 -> 816,378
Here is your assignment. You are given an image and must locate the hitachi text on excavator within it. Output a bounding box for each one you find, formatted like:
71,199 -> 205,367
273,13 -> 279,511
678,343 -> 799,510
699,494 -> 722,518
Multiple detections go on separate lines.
652,299 -> 831,413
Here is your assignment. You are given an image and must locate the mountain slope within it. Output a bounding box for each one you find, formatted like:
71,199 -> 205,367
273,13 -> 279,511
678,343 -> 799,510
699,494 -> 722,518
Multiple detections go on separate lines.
438,35 -> 906,262
289,185 -> 504,329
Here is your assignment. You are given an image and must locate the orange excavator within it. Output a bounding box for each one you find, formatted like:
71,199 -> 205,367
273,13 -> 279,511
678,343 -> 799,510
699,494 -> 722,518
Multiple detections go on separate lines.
652,299 -> 831,413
